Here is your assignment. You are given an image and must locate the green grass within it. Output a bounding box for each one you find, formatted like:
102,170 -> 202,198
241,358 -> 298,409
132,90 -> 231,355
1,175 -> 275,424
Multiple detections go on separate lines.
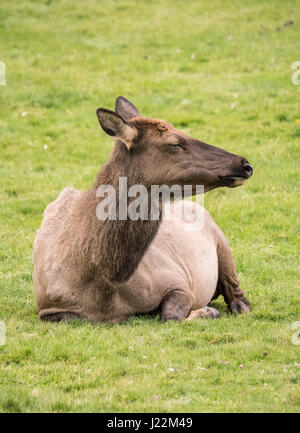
0,0 -> 299,413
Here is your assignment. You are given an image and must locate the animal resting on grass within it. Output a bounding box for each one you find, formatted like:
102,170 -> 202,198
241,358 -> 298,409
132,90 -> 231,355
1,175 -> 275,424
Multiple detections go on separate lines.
33,97 -> 253,323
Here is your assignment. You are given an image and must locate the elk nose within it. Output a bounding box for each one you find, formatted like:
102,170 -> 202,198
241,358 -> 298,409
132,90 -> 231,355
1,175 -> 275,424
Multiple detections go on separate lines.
241,160 -> 253,178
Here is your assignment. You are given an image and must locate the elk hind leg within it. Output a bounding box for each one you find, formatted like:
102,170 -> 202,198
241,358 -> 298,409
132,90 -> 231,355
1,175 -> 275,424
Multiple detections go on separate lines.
41,312 -> 82,322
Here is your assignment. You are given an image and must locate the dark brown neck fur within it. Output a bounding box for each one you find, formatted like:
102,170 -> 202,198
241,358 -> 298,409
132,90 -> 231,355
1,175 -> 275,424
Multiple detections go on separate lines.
78,141 -> 162,284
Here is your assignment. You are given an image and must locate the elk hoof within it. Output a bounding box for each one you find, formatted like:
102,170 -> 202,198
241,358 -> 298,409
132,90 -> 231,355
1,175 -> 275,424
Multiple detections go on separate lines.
230,297 -> 251,314
186,306 -> 220,321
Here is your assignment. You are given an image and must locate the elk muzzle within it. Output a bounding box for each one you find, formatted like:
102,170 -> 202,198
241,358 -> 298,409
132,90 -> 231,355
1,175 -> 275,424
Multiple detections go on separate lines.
219,157 -> 253,187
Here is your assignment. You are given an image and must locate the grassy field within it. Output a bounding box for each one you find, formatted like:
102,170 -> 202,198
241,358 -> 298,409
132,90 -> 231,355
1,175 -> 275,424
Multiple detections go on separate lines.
0,0 -> 299,413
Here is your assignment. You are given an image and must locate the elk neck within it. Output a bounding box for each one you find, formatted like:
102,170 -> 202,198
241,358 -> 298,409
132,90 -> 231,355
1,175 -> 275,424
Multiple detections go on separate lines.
85,140 -> 162,285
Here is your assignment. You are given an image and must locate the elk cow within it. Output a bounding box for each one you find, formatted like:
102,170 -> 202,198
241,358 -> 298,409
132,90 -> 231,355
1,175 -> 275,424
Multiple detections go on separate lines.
33,97 -> 253,323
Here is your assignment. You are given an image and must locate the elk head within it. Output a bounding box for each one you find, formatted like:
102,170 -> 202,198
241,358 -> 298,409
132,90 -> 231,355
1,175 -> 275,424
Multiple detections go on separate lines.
96,97 -> 253,193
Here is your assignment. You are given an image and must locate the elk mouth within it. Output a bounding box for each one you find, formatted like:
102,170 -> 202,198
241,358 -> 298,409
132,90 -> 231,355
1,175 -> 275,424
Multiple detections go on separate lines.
219,175 -> 248,188
219,161 -> 253,188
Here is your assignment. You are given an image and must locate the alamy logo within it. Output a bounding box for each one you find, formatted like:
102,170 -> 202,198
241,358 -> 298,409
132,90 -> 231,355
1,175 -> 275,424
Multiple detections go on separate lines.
291,61 -> 300,85
0,322 -> 6,346
0,61 -> 5,85
292,321 -> 300,345
96,178 -> 204,230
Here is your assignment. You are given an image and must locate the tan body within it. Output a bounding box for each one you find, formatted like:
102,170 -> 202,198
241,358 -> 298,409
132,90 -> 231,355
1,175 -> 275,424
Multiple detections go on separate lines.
33,188 -> 247,323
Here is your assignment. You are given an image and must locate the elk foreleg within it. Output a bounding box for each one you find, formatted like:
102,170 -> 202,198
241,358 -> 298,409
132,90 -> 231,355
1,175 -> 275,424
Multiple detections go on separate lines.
161,288 -> 193,322
186,306 -> 220,321
215,233 -> 251,314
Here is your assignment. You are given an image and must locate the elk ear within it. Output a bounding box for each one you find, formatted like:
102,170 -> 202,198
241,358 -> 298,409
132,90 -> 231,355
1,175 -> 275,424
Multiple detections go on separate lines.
115,96 -> 140,122
96,108 -> 137,149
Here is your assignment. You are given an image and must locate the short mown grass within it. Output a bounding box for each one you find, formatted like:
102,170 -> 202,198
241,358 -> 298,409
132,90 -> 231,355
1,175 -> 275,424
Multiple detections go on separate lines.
0,0 -> 299,413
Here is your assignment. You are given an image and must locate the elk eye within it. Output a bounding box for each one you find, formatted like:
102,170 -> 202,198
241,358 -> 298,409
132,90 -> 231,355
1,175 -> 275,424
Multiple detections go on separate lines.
169,142 -> 183,148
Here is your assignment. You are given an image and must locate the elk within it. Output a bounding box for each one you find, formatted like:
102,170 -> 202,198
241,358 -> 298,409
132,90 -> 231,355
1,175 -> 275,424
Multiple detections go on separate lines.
33,97 -> 253,323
